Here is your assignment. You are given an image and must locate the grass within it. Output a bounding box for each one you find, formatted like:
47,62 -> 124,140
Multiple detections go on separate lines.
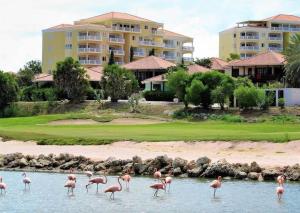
1,114 -> 300,145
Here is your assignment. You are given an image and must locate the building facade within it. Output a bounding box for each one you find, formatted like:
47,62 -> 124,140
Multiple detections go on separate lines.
219,14 -> 300,60
42,12 -> 194,73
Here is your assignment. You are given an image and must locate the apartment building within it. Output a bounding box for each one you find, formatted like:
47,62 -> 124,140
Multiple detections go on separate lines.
219,14 -> 300,60
42,12 -> 194,73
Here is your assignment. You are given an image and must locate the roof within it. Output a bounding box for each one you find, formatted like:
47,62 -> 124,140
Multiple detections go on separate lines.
48,24 -> 73,29
78,12 -> 157,23
122,56 -> 176,70
163,29 -> 193,40
229,51 -> 285,67
187,64 -> 210,74
263,14 -> 300,22
142,74 -> 167,83
33,66 -> 104,82
210,58 -> 229,70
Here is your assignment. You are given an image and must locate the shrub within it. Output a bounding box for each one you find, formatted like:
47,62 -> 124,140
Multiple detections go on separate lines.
186,79 -> 206,106
21,87 -> 57,102
278,98 -> 285,109
86,87 -> 96,100
143,91 -> 175,101
234,86 -> 265,109
128,93 -> 142,113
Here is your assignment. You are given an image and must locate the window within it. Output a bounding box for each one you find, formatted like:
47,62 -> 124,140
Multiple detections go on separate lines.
65,44 -> 72,49
66,32 -> 72,39
102,56 -> 106,62
177,41 -> 180,46
132,36 -> 135,40
234,33 -> 236,38
261,43 -> 264,47
144,25 -> 148,29
248,68 -> 252,76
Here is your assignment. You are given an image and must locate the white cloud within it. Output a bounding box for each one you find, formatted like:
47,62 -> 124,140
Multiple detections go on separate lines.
0,0 -> 299,71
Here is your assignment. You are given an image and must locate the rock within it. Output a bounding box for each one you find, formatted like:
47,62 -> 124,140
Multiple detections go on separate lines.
0,156 -> 4,167
154,155 -> 170,168
289,172 -> 300,181
84,164 -> 94,171
19,158 -> 29,168
172,158 -> 188,171
196,157 -> 211,166
261,169 -> 281,180
109,166 -> 122,174
250,162 -> 262,173
201,159 -> 235,178
173,167 -> 182,176
38,159 -> 52,167
234,171 -> 247,179
60,160 -> 79,170
179,173 -> 188,178
132,156 -> 142,164
248,172 -> 259,180
187,160 -> 197,170
7,160 -> 19,168
94,163 -> 106,171
187,167 -> 203,177
123,163 -> 133,172
133,163 -> 147,175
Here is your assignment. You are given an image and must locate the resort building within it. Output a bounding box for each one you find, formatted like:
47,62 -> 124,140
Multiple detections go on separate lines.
219,14 -> 300,60
42,12 -> 194,73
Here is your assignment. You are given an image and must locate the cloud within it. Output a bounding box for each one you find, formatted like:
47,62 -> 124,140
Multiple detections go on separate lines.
0,0 -> 299,71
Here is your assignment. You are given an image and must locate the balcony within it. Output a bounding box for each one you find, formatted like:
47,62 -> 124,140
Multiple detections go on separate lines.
268,47 -> 283,51
110,49 -> 125,56
183,57 -> 193,62
109,37 -> 125,44
133,51 -> 145,57
271,27 -> 300,32
268,36 -> 282,41
78,47 -> 101,53
115,61 -> 124,65
182,46 -> 194,52
164,55 -> 176,60
240,35 -> 259,40
79,59 -> 102,65
164,43 -> 176,49
78,35 -> 101,41
152,29 -> 164,36
240,46 -> 259,51
112,26 -> 141,33
139,40 -> 164,47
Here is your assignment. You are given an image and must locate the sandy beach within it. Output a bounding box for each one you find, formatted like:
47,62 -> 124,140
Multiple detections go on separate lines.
0,138 -> 299,167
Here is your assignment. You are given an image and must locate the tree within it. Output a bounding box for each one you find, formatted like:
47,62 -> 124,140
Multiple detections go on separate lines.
186,79 -> 206,106
17,60 -> 42,87
130,47 -> 134,62
235,77 -> 254,88
226,53 -> 240,62
108,50 -> 115,65
149,49 -> 155,56
53,57 -> 90,103
194,58 -> 212,68
284,34 -> 300,87
211,77 -> 235,110
167,68 -> 189,108
128,92 -> 142,113
101,65 -> 139,102
0,71 -> 19,114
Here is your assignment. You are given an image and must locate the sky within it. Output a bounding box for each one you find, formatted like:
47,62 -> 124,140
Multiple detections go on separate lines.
0,0 -> 299,72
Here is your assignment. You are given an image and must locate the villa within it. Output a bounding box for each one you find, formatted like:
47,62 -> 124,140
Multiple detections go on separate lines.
42,12 -> 194,74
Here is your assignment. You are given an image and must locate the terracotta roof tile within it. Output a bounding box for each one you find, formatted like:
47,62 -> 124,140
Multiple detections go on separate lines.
163,29 -> 192,40
187,64 -> 210,74
263,14 -> 300,22
122,56 -> 176,70
48,24 -> 73,29
229,51 -> 285,67
210,58 -> 229,70
33,73 -> 53,82
142,74 -> 167,83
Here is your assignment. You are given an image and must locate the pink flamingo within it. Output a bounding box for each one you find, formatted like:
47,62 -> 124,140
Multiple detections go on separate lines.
276,186 -> 284,200
153,168 -> 161,181
86,172 -> 108,193
85,171 -> 93,179
67,168 -> 76,182
277,175 -> 285,186
64,180 -> 76,195
104,176 -> 122,200
22,172 -> 31,190
150,179 -> 166,196
121,168 -> 132,190
164,171 -> 173,191
0,177 -> 7,194
210,176 -> 222,197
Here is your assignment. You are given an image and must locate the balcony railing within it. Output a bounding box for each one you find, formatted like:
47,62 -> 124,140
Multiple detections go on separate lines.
268,37 -> 282,41
139,40 -> 164,47
112,26 -> 141,33
152,29 -> 164,36
110,49 -> 125,55
182,46 -> 194,51
115,61 -> 124,65
78,47 -> 101,53
240,46 -> 259,50
268,47 -> 283,51
164,44 -> 176,49
78,35 -> 101,41
133,51 -> 145,57
183,57 -> 193,62
164,55 -> 176,60
109,37 -> 125,43
271,27 -> 300,32
240,35 -> 259,40
79,60 -> 102,65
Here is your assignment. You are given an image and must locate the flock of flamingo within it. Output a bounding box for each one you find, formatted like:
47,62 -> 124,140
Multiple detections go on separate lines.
0,169 -> 286,200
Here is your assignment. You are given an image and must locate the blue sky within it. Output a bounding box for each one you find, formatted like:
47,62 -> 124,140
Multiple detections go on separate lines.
0,0 -> 299,71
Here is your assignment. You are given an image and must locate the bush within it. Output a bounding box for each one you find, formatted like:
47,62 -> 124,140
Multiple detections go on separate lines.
21,86 -> 57,102
186,79 -> 206,106
86,87 -> 96,100
278,98 -> 285,109
234,86 -> 265,109
143,91 -> 175,101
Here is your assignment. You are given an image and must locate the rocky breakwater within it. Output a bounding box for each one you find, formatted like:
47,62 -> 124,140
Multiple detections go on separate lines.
0,153 -> 299,182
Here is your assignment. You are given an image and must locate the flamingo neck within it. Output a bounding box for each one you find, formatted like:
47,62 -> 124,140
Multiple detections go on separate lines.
117,177 -> 122,191
103,174 -> 107,184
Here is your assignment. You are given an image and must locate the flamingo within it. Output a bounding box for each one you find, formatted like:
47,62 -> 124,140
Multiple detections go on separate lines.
67,168 -> 76,182
277,175 -> 285,186
0,177 -> 7,194
64,180 -> 76,195
164,171 -> 173,191
104,176 -> 122,200
85,171 -> 93,179
150,179 -> 166,197
121,169 -> 132,190
22,172 -> 31,190
153,168 -> 161,181
276,186 -> 284,200
210,176 -> 222,197
86,172 -> 108,193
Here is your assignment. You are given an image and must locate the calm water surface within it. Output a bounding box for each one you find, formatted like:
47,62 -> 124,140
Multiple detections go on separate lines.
0,171 -> 299,213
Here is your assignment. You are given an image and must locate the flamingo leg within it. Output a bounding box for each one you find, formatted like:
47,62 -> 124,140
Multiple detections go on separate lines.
213,188 -> 216,197
96,184 -> 99,193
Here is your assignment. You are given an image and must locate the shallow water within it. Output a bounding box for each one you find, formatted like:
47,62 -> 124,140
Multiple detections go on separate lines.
0,171 -> 299,213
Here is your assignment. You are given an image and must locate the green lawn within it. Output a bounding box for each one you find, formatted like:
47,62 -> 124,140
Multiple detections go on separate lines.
0,114 -> 300,145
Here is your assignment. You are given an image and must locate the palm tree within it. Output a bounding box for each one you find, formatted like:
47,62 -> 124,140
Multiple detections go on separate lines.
284,34 -> 300,87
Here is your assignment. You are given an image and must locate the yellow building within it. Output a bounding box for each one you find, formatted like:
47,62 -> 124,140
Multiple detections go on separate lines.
42,12 -> 194,73
219,14 -> 300,60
